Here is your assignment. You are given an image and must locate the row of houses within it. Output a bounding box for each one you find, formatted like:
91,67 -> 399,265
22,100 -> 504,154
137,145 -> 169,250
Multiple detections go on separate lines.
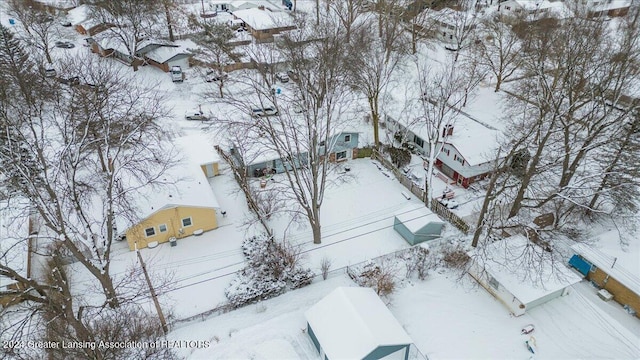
64,3 -> 297,73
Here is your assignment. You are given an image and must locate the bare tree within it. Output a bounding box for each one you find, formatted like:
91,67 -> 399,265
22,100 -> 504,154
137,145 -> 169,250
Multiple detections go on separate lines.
348,21 -> 407,148
214,15 -> 354,244
6,0 -> 57,64
328,0 -> 371,43
473,15 -> 523,92
0,39 -> 174,309
90,0 -> 161,70
413,57 -> 472,209
188,17 -> 240,98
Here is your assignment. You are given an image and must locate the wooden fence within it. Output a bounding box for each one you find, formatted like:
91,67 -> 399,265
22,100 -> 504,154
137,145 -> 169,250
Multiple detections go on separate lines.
371,149 -> 471,234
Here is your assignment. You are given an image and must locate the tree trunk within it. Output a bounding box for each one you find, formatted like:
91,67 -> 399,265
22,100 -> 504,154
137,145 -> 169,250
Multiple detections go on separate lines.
312,219 -> 321,244
425,142 -> 437,210
369,96 -> 380,148
494,75 -> 502,92
164,4 -> 175,42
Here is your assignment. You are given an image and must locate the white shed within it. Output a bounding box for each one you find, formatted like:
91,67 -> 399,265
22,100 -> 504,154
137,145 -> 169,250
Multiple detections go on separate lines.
305,287 -> 413,360
468,235 -> 582,316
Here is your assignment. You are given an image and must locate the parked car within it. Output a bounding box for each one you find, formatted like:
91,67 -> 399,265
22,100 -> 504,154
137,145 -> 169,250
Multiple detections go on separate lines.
438,198 -> 459,209
60,20 -> 72,27
42,64 -> 56,78
275,72 -> 289,83
185,110 -> 209,121
58,76 -> 80,86
171,66 -> 184,83
55,41 -> 75,49
251,107 -> 278,118
205,71 -> 228,82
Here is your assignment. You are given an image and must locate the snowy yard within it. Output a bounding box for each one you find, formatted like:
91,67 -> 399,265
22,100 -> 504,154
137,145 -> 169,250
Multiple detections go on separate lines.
168,270 -> 640,360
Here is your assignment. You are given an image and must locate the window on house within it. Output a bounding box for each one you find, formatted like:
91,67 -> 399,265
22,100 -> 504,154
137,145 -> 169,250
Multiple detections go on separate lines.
159,224 -> 168,233
182,217 -> 193,227
145,227 -> 156,237
590,264 -> 597,273
344,134 -> 351,142
489,276 -> 499,290
414,136 -> 424,148
444,148 -> 450,156
336,151 -> 347,160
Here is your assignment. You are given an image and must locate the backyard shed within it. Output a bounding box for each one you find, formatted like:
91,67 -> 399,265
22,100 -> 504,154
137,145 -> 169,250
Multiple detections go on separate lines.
305,287 -> 413,360
468,235 -> 582,316
393,206 -> 444,245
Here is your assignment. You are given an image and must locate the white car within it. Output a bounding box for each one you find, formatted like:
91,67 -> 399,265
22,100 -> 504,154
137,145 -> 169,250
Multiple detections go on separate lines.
438,198 -> 459,209
185,110 -> 208,121
275,72 -> 289,83
251,107 -> 278,118
205,71 -> 228,82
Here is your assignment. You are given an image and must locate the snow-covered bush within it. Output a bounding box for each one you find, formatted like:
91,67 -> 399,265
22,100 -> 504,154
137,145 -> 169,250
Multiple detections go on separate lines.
398,246 -> 432,280
347,259 -> 398,297
226,235 -> 314,308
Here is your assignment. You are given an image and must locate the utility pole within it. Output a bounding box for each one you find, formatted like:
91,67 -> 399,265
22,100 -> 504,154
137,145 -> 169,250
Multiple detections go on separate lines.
136,244 -> 168,334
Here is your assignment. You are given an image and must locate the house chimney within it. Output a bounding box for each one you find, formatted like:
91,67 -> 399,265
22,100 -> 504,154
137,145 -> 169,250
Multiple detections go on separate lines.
443,124 -> 454,137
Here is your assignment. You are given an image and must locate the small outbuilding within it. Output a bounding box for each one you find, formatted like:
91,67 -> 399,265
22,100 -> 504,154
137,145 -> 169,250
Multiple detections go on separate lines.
305,287 -> 413,360
393,206 -> 444,245
468,235 -> 582,316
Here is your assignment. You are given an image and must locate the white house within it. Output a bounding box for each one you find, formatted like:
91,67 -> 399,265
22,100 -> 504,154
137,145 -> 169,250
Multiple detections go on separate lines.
305,287 -> 414,360
497,0 -> 572,20
387,115 -> 500,188
468,234 -> 582,316
418,7 -> 476,47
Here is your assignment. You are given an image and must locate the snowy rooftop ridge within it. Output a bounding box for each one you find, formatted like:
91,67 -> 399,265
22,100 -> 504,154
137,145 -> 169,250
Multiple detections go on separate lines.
572,242 -> 640,296
471,235 -> 582,304
305,286 -> 412,359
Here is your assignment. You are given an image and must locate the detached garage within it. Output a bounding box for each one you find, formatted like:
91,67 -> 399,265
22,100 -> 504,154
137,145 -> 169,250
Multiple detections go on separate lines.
145,46 -> 191,72
468,235 -> 581,316
393,206 -> 444,245
305,287 -> 413,360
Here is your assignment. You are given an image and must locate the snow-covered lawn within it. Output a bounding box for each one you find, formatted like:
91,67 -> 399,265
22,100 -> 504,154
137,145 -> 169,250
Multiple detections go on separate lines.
168,270 -> 640,360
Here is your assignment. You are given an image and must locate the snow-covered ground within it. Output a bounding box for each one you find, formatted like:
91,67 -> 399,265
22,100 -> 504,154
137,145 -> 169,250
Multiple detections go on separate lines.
168,271 -> 640,360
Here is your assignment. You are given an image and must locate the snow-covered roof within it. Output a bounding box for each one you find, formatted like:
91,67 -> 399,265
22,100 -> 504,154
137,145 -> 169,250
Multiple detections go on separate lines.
0,201 -> 30,289
67,4 -> 93,25
420,7 -> 475,27
124,142 -> 220,230
232,8 -> 294,31
394,206 -> 443,233
172,134 -> 220,166
305,287 -> 412,360
401,114 -> 500,167
572,242 -> 640,296
471,235 -> 582,305
145,45 -> 191,64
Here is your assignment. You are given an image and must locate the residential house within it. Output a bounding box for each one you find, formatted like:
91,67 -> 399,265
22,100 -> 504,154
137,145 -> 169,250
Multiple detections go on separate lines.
497,0 -> 572,20
393,206 -> 444,245
232,131 -> 360,178
90,36 -> 192,71
468,235 -> 582,316
305,287 -> 414,360
387,116 -> 500,188
67,5 -> 113,36
320,131 -> 361,163
231,7 -> 296,42
582,0 -> 631,17
417,7 -> 475,48
569,243 -> 640,318
122,139 -> 220,250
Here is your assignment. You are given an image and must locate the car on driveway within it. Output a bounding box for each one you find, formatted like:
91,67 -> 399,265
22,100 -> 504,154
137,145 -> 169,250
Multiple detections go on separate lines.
60,20 -> 72,27
251,107 -> 278,118
185,110 -> 209,121
205,71 -> 228,82
275,72 -> 289,83
55,41 -> 75,49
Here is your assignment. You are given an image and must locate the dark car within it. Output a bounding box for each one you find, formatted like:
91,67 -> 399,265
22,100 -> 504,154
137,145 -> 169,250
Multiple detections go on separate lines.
58,76 -> 80,86
55,41 -> 75,49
